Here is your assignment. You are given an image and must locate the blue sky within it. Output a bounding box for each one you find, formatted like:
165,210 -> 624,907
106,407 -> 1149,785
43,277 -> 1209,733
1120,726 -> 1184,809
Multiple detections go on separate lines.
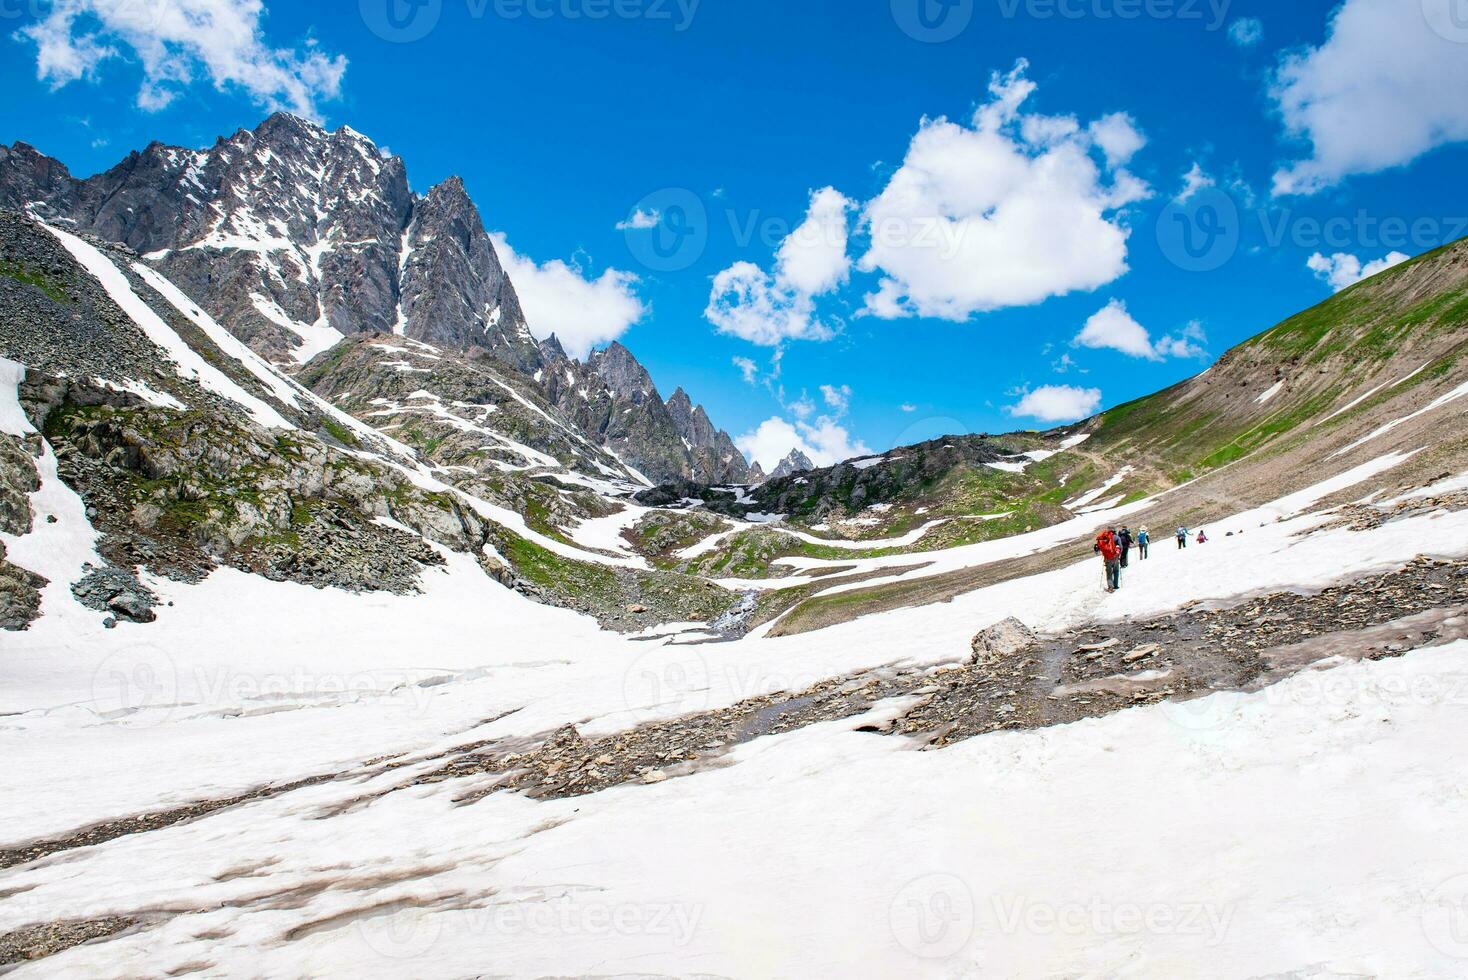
3,0 -> 1466,468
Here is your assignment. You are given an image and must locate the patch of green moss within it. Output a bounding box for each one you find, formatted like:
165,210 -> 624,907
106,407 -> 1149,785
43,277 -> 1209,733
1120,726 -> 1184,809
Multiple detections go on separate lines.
321,418 -> 360,448
685,528 -> 794,579
520,485 -> 574,543
294,341 -> 355,384
503,534 -> 621,598
0,259 -> 69,303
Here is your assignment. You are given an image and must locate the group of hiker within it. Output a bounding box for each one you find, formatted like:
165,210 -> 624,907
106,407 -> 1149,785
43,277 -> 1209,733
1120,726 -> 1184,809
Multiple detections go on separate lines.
1174,525 -> 1207,549
1093,524 -> 1208,593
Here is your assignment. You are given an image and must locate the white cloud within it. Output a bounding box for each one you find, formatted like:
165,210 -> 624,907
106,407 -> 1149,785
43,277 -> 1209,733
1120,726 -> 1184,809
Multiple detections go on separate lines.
1007,385 -> 1103,424
705,187 -> 853,346
1154,322 -> 1209,360
736,416 -> 872,470
1076,299 -> 1155,359
489,232 -> 646,360
861,278 -> 909,320
616,208 -> 660,231
857,60 -> 1149,322
1228,17 -> 1264,48
820,383 -> 852,415
776,187 -> 854,295
1307,251 -> 1411,292
19,0 -> 347,120
1175,162 -> 1215,203
900,403 -> 918,413
1020,113 -> 1081,148
1088,112 -> 1146,169
732,356 -> 759,385
1052,352 -> 1079,374
705,262 -> 832,347
737,378 -> 870,469
1270,0 -> 1468,195
1074,299 -> 1207,361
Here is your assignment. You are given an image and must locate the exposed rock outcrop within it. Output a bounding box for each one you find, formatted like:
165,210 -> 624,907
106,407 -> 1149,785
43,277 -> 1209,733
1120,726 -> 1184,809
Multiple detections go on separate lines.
0,118 -> 753,488
0,113 -> 531,367
769,449 -> 815,480
0,539 -> 44,631
540,342 -> 757,485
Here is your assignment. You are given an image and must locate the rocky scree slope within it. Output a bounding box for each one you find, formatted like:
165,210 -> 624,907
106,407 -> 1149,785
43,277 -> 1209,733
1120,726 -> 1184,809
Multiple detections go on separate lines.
298,333 -> 638,487
0,211 -> 736,630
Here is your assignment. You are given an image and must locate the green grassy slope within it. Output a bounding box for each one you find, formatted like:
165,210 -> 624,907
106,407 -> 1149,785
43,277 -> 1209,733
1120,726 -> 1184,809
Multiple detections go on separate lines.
720,237 -> 1468,618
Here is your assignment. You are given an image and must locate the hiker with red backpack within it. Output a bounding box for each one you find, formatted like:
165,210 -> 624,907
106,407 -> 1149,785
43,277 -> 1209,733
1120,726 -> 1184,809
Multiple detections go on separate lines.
1094,527 -> 1123,593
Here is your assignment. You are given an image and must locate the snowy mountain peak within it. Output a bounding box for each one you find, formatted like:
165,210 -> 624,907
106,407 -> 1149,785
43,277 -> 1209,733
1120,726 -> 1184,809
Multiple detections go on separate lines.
0,114 -> 750,484
588,341 -> 658,403
770,449 -> 816,479
0,116 -> 528,368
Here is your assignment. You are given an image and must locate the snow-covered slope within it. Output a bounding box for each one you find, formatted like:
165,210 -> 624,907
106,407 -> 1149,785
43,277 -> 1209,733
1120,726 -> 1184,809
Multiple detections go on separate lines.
0,210 -> 740,631
4,451 -> 1468,976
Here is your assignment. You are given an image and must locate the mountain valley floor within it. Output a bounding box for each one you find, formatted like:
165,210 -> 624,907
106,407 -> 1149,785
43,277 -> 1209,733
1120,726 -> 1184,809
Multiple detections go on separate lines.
5,427 -> 1468,976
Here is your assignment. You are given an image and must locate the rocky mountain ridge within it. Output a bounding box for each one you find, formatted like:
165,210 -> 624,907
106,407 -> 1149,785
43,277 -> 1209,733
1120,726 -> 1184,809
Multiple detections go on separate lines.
0,114 -> 756,485
0,114 -> 538,369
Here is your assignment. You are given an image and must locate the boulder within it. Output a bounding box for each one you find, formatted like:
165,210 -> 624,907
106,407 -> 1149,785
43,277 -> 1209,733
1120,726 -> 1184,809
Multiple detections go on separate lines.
1124,644 -> 1161,663
970,617 -> 1038,667
0,543 -> 46,631
107,591 -> 158,624
72,564 -> 159,624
